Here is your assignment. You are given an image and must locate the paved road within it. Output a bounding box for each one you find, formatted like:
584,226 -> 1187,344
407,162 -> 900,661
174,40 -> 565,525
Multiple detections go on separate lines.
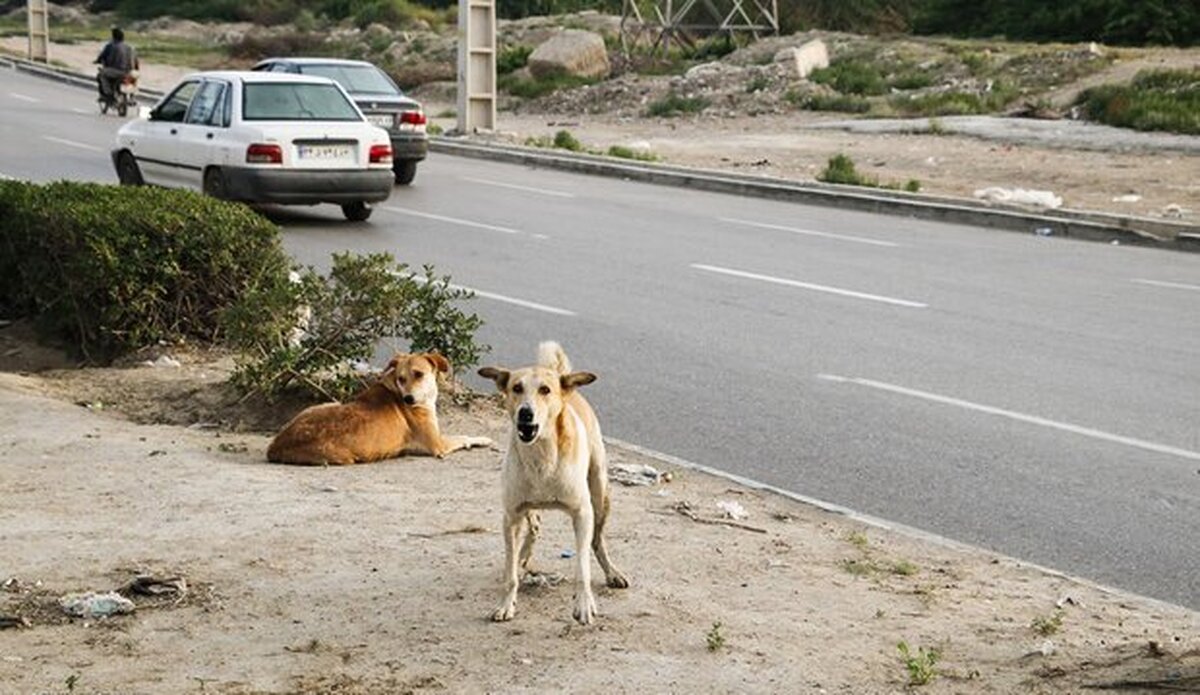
3,68 -> 1198,609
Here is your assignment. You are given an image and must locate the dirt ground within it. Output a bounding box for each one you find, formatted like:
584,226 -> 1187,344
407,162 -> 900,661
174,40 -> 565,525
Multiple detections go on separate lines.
3,36 -> 1198,225
0,325 -> 1197,694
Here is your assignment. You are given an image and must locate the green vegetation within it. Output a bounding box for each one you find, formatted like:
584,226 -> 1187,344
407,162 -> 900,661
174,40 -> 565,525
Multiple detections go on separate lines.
0,181 -> 486,401
553,129 -> 583,152
606,145 -> 658,162
891,81 -> 1020,116
499,73 -> 595,99
788,91 -> 872,114
820,153 -> 921,193
705,621 -> 726,651
1076,68 -> 1200,135
1031,610 -> 1065,636
897,641 -> 940,686
811,59 -> 888,96
645,92 -> 710,117
497,44 -> 533,75
913,0 -> 1199,46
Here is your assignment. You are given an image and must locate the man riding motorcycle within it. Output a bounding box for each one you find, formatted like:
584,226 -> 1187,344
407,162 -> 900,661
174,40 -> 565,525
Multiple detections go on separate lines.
95,27 -> 139,109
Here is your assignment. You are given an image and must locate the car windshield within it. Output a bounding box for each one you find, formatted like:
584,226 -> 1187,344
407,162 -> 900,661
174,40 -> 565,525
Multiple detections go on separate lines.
297,64 -> 401,96
242,83 -> 362,121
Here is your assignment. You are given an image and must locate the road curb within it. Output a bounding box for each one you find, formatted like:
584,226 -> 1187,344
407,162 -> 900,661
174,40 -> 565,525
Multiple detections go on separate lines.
0,54 -> 165,100
431,137 -> 1199,252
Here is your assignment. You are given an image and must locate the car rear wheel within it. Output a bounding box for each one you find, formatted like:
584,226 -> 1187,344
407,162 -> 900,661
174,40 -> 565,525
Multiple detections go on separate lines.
116,151 -> 143,186
393,160 -> 418,186
342,201 -> 373,222
203,167 -> 227,200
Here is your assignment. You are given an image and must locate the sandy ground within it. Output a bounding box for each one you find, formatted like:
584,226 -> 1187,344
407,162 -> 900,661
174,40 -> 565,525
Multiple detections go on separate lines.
4,37 -> 1198,226
0,329 -> 1197,694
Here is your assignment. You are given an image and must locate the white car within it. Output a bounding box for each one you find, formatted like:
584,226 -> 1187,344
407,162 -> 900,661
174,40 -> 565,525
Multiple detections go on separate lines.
111,71 -> 395,221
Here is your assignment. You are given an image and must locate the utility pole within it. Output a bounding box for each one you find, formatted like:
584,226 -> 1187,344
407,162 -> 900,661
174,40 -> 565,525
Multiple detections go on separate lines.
27,0 -> 50,63
456,0 -> 496,133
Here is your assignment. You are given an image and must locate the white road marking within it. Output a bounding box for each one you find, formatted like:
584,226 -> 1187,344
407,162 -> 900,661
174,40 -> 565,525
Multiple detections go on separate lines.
691,263 -> 927,308
42,135 -> 102,152
818,374 -> 1200,463
1132,278 -> 1200,293
9,93 -> 39,103
72,107 -> 91,114
407,274 -> 576,316
719,217 -> 900,247
381,205 -> 522,235
461,176 -> 575,198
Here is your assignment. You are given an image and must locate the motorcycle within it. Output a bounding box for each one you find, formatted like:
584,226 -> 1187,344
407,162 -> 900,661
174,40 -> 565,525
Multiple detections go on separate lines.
98,69 -> 138,117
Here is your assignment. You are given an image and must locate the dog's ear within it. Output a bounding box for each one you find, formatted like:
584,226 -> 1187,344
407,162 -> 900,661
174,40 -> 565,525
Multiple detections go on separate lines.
560,371 -> 597,391
478,367 -> 510,391
424,352 -> 451,374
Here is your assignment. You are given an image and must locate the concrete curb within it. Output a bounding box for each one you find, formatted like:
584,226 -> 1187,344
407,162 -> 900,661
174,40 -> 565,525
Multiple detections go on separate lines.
5,52 -> 1197,253
431,137 -> 1199,253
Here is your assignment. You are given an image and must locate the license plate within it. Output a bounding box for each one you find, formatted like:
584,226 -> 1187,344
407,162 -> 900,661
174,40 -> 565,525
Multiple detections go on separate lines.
366,114 -> 395,129
297,144 -> 354,161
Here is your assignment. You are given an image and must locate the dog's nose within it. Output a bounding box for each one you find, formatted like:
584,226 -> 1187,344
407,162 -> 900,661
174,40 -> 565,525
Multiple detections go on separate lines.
403,394 -> 416,405
517,406 -> 534,423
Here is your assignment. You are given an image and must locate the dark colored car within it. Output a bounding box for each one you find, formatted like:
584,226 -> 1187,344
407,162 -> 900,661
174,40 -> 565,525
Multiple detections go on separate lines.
252,57 -> 428,185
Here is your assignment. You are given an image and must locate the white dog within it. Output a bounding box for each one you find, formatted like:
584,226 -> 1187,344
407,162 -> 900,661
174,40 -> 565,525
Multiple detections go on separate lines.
479,341 -> 628,624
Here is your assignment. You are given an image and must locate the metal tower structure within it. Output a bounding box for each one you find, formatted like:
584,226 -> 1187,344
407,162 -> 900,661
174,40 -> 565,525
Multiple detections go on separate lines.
620,0 -> 779,58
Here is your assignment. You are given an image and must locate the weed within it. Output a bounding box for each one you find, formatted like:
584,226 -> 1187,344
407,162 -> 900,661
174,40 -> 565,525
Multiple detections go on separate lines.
1076,68 -> 1200,135
497,44 -> 533,75
846,531 -> 870,550
794,93 -> 872,113
499,73 -> 595,99
818,154 -> 877,187
606,145 -> 658,162
524,135 -> 554,148
553,130 -> 583,152
903,179 -> 922,193
927,117 -> 946,135
891,560 -> 920,576
1031,610 -> 1065,636
811,59 -> 887,96
746,74 -> 771,93
841,558 -> 875,577
706,621 -> 726,651
426,123 -> 444,136
436,109 -> 456,118
897,641 -> 940,686
646,92 -> 710,117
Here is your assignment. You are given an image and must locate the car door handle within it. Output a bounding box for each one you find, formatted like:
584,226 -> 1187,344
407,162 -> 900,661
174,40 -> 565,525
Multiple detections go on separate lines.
206,132 -> 214,139
170,128 -> 177,135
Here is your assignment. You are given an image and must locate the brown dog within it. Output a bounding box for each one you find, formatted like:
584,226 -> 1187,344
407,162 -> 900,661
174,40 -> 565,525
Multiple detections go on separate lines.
267,352 -> 493,465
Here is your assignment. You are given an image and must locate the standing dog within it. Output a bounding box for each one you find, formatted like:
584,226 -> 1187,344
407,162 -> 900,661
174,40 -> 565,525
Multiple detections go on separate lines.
267,352 -> 493,465
479,341 -> 628,625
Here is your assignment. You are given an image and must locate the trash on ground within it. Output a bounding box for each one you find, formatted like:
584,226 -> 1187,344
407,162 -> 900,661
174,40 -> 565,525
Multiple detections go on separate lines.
560,549 -> 576,559
1112,194 -> 1142,203
974,186 -> 1063,209
142,355 -> 181,369
609,462 -> 667,486
716,500 -> 749,520
122,575 -> 187,598
59,591 -> 136,618
1033,226 -> 1055,237
521,572 -> 566,588
0,615 -> 30,629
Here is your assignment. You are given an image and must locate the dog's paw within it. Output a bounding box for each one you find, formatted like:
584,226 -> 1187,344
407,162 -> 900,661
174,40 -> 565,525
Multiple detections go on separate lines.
572,592 -> 596,625
491,602 -> 516,622
606,572 -> 630,589
470,436 -> 495,449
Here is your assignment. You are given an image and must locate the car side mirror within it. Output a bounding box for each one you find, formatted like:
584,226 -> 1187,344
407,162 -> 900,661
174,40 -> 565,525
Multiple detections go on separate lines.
147,107 -> 160,121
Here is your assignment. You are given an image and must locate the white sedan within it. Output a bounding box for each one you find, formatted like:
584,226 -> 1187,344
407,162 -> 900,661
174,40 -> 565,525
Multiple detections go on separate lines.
111,71 -> 395,221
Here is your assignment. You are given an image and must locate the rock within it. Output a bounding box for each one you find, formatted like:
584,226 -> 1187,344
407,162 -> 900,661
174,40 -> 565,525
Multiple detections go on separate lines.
528,30 -> 610,80
775,39 -> 829,80
59,591 -> 135,619
685,61 -> 734,81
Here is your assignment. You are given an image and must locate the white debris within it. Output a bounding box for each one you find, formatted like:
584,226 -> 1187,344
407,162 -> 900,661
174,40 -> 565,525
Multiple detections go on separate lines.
142,355 -> 181,369
974,187 -> 1063,209
716,500 -> 749,520
59,591 -> 135,618
1039,639 -> 1056,657
1112,194 -> 1142,203
609,462 -> 665,486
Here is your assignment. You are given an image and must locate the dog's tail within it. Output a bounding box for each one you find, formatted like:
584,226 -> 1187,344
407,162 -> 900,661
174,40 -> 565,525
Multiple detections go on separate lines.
537,341 -> 571,375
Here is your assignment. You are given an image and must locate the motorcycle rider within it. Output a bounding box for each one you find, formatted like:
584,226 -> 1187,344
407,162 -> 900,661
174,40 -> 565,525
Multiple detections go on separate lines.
95,27 -> 139,106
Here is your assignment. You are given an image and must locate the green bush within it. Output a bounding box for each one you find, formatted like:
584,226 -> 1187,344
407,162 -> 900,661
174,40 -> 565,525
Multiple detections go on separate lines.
553,129 -> 583,152
791,92 -> 872,113
811,59 -> 887,96
499,73 -> 594,99
892,81 -> 1019,116
0,181 -> 289,362
497,44 -> 533,75
1076,68 -> 1200,135
818,153 -> 876,186
645,92 -> 710,117
222,252 -> 486,401
606,145 -> 658,162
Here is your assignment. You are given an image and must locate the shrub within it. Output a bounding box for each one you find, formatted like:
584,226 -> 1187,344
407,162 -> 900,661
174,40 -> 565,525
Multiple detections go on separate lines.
227,31 -> 329,61
553,129 -> 583,152
1076,68 -> 1200,135
811,59 -> 887,96
222,252 -> 486,401
499,73 -> 594,99
645,92 -> 710,117
818,153 -> 876,186
606,145 -> 658,161
792,92 -> 872,113
497,44 -> 533,75
0,181 -> 289,362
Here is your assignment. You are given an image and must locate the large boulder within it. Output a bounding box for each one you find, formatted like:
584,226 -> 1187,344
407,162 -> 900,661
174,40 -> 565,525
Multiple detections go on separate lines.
774,39 -> 829,79
528,29 -> 610,80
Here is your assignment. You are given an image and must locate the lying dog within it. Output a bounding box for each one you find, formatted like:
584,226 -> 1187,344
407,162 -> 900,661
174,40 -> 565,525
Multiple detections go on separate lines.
479,341 -> 628,625
267,352 -> 493,465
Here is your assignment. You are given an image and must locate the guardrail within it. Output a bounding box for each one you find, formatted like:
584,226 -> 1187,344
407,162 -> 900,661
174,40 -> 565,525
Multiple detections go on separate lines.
4,53 -> 1197,252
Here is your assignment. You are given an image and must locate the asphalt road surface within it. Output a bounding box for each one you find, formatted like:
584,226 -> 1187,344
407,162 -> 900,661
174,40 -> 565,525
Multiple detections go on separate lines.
3,68 -> 1198,609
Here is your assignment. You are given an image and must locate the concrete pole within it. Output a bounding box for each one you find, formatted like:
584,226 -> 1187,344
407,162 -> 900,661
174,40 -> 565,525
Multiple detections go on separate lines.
27,0 -> 50,63
457,0 -> 496,133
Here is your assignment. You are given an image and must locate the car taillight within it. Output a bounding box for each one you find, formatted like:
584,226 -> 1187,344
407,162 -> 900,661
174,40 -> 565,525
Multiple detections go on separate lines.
369,144 -> 393,164
399,111 -> 426,126
246,143 -> 282,164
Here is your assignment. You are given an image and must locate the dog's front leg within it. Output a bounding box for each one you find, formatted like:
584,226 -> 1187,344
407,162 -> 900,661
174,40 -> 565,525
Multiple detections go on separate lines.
571,504 -> 597,625
491,511 -> 523,622
433,435 -> 496,459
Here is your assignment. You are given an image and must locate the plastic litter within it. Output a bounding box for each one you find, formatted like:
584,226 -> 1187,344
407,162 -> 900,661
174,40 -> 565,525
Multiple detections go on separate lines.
1034,227 -> 1055,237
59,591 -> 135,618
560,549 -> 576,559
609,462 -> 666,486
974,187 -> 1063,209
142,355 -> 181,369
716,500 -> 749,520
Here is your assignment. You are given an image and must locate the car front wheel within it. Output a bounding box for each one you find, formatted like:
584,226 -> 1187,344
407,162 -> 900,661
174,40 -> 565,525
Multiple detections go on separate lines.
203,167 -> 227,199
342,201 -> 373,222
393,160 -> 418,186
116,151 -> 143,186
